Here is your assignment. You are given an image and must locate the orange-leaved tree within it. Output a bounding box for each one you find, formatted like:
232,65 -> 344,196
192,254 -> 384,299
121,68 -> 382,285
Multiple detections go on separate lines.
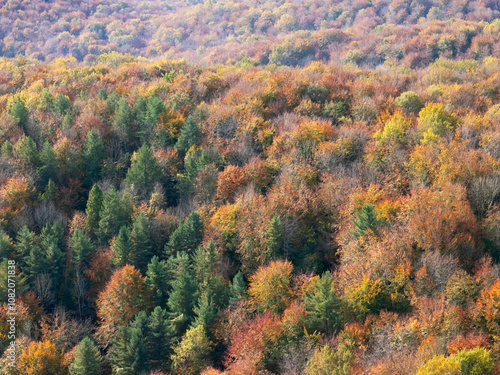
96,265 -> 153,343
248,260 -> 294,314
16,340 -> 67,375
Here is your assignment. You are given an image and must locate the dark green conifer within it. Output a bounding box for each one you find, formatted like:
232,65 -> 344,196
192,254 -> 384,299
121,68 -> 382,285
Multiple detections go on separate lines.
146,256 -> 169,306
130,212 -> 153,271
265,214 -> 283,260
176,115 -> 201,155
126,144 -> 162,198
15,134 -> 39,171
70,229 -> 94,270
303,272 -> 342,335
83,129 -> 104,186
69,337 -> 102,375
42,179 -> 57,202
167,255 -> 199,341
351,204 -> 380,238
229,271 -> 246,304
147,306 -> 170,370
39,141 -> 58,185
9,98 -> 28,128
111,226 -> 133,268
86,184 -> 103,237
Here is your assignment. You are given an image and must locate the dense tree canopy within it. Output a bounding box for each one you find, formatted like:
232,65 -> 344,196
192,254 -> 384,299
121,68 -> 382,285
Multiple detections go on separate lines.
2,3 -> 500,373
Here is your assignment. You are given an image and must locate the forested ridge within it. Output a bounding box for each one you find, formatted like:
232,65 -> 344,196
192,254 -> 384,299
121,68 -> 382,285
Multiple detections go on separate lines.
1,1 -> 500,375
1,0 -> 500,68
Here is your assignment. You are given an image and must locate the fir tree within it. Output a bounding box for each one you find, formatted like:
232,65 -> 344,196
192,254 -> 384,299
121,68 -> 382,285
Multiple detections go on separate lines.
9,98 -> 28,128
42,179 -> 57,202
24,242 -> 45,283
351,204 -> 380,238
167,256 -> 199,341
146,256 -> 169,307
193,239 -> 218,283
111,226 -> 133,268
265,214 -> 283,260
39,223 -> 65,285
148,306 -> 170,370
192,284 -> 217,330
126,144 -> 161,199
110,318 -> 150,375
98,87 -> 108,100
15,134 -> 39,171
229,271 -> 246,304
38,141 -> 58,185
83,129 -> 104,186
15,226 -> 36,269
107,92 -> 120,113
53,93 -> 70,115
130,212 -> 153,271
97,188 -> 124,244
0,230 -> 13,260
86,184 -> 103,237
165,212 -> 204,258
70,229 -> 94,270
303,272 -> 342,335
113,97 -> 135,146
176,115 -> 201,155
69,337 -> 102,375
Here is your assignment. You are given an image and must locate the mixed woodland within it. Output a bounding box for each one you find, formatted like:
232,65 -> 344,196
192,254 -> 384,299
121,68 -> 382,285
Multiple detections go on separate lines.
1,0 -> 500,374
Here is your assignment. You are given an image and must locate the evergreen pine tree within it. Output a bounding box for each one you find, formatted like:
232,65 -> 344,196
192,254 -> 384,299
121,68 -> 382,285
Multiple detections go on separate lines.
126,144 -> 161,199
42,179 -> 57,202
146,256 -> 169,306
107,92 -> 120,114
15,134 -> 39,171
69,337 -> 102,375
193,239 -> 218,283
176,115 -> 201,155
351,204 -> 380,238
53,93 -> 70,115
97,188 -> 123,244
130,212 -> 153,271
113,97 -> 135,146
265,214 -> 283,260
111,226 -> 133,268
39,223 -> 65,285
110,322 -> 150,375
303,272 -> 342,335
229,271 -> 246,304
148,306 -> 170,370
9,98 -> 28,128
144,96 -> 166,145
86,184 -> 103,237
165,212 -> 204,258
38,141 -> 58,185
167,256 -> 199,341
70,229 -> 94,270
62,113 -> 73,129
0,230 -> 12,260
83,129 -> 104,186
24,242 -> 45,284
192,284 -> 217,330
15,226 -> 36,269
98,87 -> 108,100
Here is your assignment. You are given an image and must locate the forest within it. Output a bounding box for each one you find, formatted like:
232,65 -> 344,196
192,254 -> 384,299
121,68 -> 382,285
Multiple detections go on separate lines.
1,1 -> 500,375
